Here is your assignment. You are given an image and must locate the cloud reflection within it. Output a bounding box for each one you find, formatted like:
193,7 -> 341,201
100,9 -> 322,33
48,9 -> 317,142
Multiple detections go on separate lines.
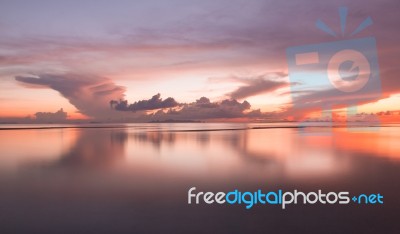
4,124 -> 399,184
1,125 -> 400,233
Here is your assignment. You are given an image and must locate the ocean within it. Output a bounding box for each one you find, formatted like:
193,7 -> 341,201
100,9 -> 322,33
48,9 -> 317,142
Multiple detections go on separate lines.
0,123 -> 399,233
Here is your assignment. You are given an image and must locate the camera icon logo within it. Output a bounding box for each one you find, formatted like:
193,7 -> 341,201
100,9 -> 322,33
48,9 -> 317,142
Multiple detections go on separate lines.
328,49 -> 370,93
286,7 -> 381,132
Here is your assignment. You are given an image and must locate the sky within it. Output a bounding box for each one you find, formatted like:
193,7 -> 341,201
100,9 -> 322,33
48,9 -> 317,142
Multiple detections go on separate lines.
0,0 -> 399,122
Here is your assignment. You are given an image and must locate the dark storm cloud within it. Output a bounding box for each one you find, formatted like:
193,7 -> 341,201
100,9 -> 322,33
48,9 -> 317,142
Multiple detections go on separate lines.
111,93 -> 179,112
111,95 -> 269,120
150,97 -> 275,120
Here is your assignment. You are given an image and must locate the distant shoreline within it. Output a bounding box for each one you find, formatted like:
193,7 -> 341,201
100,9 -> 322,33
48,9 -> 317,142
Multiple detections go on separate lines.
0,122 -> 394,131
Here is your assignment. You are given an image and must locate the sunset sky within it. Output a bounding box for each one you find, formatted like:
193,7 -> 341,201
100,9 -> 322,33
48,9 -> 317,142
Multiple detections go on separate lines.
0,0 -> 399,122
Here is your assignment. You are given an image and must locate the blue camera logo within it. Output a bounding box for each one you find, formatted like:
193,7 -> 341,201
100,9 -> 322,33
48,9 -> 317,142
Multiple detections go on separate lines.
286,7 -> 381,132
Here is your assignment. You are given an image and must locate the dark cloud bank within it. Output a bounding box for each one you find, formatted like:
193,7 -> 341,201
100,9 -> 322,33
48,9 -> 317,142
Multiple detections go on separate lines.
15,73 -> 284,122
15,72 -> 392,123
110,93 -> 179,112
110,96 -> 276,122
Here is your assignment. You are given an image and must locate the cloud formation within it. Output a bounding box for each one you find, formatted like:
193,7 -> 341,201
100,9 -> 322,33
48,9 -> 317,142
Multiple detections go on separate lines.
2,0 -> 400,122
228,75 -> 287,99
16,74 -> 125,118
111,93 -> 179,112
15,74 -> 278,121
110,95 -> 270,121
149,97 -> 274,121
35,108 -> 67,122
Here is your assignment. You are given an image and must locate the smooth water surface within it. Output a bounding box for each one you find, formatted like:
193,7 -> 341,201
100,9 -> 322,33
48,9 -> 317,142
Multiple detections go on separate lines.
0,123 -> 399,233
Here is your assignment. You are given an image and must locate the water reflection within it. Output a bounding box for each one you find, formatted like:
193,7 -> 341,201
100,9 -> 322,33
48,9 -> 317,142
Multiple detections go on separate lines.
52,129 -> 127,169
0,124 -> 399,233
1,124 -> 399,182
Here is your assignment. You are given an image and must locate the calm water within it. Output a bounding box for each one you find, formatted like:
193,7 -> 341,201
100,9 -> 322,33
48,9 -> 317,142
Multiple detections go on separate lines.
0,123 -> 399,233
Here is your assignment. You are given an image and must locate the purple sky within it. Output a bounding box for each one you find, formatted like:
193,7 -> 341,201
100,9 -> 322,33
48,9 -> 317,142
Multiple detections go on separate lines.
0,0 -> 399,121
